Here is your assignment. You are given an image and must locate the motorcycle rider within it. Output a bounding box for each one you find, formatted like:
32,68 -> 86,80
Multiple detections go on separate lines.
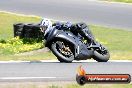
40,18 -> 95,43
70,22 -> 95,43
40,18 -> 53,36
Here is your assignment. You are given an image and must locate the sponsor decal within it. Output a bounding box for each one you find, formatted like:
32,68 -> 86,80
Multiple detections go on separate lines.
76,65 -> 131,85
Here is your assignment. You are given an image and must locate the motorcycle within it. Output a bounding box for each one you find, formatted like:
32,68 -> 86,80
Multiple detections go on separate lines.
44,24 -> 110,63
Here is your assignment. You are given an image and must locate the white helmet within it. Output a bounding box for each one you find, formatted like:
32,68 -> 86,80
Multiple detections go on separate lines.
40,18 -> 52,29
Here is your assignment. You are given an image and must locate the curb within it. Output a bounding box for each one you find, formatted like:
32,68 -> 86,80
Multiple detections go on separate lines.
0,11 -> 41,18
0,10 -> 66,22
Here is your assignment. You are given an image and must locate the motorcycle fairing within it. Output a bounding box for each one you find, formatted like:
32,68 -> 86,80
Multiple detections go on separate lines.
45,29 -> 93,60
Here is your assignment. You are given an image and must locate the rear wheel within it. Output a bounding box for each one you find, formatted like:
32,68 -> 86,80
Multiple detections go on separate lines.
51,40 -> 74,63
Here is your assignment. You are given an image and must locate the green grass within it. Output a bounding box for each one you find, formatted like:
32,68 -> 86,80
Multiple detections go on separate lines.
91,25 -> 132,60
0,12 -> 40,40
0,12 -> 45,58
0,51 -> 56,61
66,84 -> 132,88
104,0 -> 132,3
0,11 -> 132,61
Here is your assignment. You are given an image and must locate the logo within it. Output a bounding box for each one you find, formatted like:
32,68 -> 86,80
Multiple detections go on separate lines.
76,65 -> 131,85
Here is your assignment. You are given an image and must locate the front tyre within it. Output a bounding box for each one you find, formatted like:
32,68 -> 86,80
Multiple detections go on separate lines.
93,44 -> 110,62
51,40 -> 74,63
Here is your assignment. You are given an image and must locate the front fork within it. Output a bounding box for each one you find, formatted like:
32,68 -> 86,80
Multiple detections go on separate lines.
87,41 -> 103,51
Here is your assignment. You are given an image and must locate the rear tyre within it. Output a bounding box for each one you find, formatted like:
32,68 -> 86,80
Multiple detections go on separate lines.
51,40 -> 74,63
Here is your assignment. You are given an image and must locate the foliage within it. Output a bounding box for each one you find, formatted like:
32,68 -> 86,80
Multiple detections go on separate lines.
0,37 -> 43,54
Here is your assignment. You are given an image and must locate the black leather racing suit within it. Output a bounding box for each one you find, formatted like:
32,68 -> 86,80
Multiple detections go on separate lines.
70,22 -> 95,42
53,22 -> 95,43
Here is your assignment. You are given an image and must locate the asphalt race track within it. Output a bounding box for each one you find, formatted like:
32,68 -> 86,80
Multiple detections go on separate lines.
0,61 -> 132,82
0,0 -> 132,30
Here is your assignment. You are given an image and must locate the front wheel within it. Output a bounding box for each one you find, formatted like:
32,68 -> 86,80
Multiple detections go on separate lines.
93,44 -> 110,62
51,40 -> 74,63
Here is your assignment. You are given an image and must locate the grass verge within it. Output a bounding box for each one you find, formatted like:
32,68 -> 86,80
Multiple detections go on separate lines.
103,0 -> 132,3
0,11 -> 132,61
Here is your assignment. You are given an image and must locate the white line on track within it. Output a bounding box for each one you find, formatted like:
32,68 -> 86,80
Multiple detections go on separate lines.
0,77 -> 131,83
0,77 -> 57,80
